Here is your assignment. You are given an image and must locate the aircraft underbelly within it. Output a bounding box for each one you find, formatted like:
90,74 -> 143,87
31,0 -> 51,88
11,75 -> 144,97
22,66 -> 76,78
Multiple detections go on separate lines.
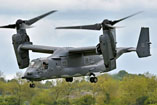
50,61 -> 105,78
60,67 -> 93,78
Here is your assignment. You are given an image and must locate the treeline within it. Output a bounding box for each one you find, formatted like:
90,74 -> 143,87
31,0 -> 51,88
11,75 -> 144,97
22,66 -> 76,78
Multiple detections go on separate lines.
0,71 -> 157,105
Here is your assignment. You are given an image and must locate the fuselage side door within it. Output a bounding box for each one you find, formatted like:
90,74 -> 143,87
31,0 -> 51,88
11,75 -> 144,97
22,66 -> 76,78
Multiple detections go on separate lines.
61,56 -> 68,68
84,56 -> 95,66
53,58 -> 62,70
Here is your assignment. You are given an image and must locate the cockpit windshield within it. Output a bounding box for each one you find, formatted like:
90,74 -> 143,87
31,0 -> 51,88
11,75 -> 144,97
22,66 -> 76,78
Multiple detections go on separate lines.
29,60 -> 42,68
29,60 -> 49,70
30,61 -> 35,67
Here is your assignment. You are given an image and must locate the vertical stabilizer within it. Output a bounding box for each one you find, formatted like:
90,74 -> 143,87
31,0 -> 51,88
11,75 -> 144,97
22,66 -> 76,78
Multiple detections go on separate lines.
136,27 -> 151,58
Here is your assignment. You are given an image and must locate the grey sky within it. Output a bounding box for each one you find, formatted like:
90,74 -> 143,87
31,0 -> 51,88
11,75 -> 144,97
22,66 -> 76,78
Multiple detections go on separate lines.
0,0 -> 156,79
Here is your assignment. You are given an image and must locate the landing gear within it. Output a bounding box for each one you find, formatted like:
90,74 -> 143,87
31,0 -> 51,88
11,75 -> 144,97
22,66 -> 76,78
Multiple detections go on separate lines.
89,73 -> 98,83
29,83 -> 35,88
90,77 -> 98,83
65,77 -> 73,82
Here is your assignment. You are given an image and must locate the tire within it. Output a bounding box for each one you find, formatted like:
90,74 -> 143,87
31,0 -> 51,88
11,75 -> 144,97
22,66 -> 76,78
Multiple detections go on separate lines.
93,77 -> 98,83
90,77 -> 98,83
90,77 -> 94,83
30,83 -> 35,88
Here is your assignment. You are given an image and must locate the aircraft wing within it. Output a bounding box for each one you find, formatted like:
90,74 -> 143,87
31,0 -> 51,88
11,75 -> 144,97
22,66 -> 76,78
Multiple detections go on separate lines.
20,44 -> 136,57
68,46 -> 97,55
68,46 -> 136,57
20,44 -> 58,54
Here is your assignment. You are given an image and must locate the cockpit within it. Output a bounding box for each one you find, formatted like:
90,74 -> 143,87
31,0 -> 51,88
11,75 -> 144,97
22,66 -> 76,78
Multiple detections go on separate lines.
23,59 -> 49,81
29,59 -> 49,70
42,62 -> 48,69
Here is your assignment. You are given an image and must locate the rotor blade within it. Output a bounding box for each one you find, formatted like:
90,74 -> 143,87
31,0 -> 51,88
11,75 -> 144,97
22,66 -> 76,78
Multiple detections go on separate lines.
104,24 -> 125,29
21,23 -> 34,29
56,24 -> 102,30
25,10 -> 57,25
0,24 -> 16,29
111,11 -> 143,25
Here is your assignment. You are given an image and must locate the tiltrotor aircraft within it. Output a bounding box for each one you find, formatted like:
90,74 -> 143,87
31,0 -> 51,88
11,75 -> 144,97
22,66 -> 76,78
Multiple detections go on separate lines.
0,10 -> 151,88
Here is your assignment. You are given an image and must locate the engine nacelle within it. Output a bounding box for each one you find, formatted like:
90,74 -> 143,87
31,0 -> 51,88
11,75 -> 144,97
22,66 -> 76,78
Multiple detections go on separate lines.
12,33 -> 32,69
98,33 -> 116,71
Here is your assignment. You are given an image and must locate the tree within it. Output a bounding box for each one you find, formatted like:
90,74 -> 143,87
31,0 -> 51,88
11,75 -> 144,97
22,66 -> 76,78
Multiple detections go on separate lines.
94,74 -> 120,105
44,80 -> 54,88
112,70 -> 128,80
0,71 -> 6,83
4,96 -> 18,105
119,75 -> 148,105
60,80 -> 74,103
49,80 -> 64,102
31,90 -> 55,105
0,96 -> 7,105
0,81 -> 6,95
72,95 -> 95,105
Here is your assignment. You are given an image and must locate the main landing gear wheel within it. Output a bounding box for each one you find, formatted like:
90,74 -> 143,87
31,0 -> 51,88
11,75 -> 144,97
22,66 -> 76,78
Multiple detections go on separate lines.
65,77 -> 73,82
29,83 -> 35,88
90,77 -> 98,83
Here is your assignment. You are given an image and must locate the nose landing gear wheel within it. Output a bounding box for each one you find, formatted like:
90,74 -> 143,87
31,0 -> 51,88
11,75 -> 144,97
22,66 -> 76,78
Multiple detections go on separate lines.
90,77 -> 98,83
29,83 -> 35,88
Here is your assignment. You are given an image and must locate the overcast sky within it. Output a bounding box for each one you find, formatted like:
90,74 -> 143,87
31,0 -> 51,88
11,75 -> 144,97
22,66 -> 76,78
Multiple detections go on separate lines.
0,0 -> 156,79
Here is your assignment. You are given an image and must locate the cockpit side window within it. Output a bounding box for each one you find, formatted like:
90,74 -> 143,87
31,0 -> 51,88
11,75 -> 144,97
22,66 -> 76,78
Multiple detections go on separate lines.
43,62 -> 48,69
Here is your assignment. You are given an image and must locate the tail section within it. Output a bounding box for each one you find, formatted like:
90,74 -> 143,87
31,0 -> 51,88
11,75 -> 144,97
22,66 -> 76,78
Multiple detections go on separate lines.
136,27 -> 151,58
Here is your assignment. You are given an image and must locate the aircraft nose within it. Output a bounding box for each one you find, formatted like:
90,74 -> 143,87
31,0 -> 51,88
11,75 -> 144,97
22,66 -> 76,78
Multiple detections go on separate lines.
22,68 -> 36,79
22,71 -> 33,79
22,68 -> 41,80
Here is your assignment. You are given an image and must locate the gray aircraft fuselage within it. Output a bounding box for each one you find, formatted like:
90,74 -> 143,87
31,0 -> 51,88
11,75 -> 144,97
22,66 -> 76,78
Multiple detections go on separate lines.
24,48 -> 105,81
